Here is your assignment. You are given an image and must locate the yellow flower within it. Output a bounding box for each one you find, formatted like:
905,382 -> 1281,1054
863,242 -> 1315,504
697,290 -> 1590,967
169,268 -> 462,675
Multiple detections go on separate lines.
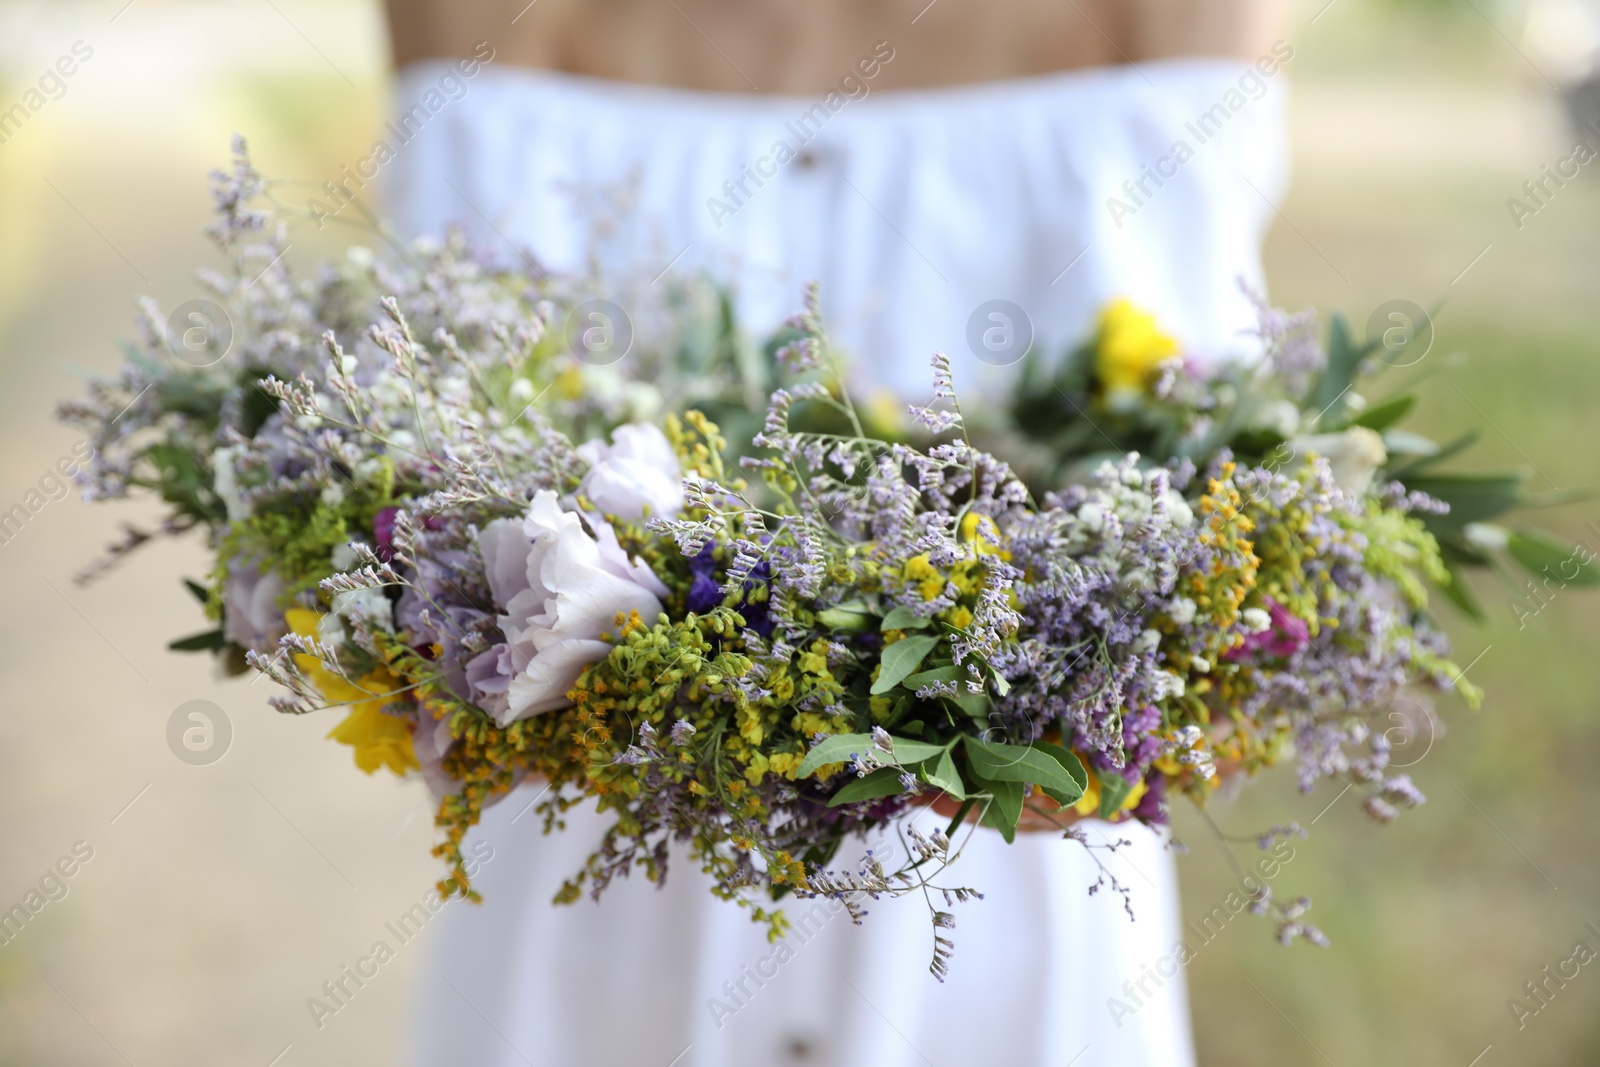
957,512 -> 1009,560
1072,766 -> 1149,817
902,553 -> 945,601
737,703 -> 767,746
767,751 -> 803,779
556,364 -> 585,400
1095,298 -> 1178,405
326,699 -> 420,776
286,609 -> 418,776
797,641 -> 832,678
863,389 -> 906,437
948,565 -> 980,597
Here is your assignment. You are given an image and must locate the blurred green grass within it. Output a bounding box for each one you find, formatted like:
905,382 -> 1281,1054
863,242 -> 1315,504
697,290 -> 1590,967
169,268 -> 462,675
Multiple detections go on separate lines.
1179,7 -> 1600,1065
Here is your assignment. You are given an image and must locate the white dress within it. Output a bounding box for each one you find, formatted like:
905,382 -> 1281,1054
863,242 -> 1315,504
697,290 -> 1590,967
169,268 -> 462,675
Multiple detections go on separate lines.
385,57 -> 1289,1067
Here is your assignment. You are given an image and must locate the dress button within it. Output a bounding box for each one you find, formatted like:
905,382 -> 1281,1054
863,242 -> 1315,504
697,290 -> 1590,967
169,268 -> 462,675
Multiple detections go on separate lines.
784,1034 -> 815,1060
794,149 -> 820,170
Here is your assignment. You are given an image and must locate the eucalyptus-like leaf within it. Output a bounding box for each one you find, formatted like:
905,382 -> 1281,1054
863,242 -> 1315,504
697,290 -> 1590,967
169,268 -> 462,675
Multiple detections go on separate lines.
871,634 -> 940,695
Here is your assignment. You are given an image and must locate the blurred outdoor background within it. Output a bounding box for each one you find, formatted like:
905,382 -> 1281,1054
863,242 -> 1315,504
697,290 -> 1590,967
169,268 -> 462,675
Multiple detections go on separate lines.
1,0 -> 1597,1064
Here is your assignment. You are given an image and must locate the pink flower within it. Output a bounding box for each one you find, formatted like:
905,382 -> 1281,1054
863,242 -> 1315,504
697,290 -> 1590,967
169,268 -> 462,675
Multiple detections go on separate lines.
1224,597 -> 1309,661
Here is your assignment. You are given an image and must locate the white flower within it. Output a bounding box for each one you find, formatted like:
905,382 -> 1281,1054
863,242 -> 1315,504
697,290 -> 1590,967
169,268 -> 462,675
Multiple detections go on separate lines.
330,543 -> 359,571
1241,607 -> 1273,633
577,423 -> 684,520
478,490 -> 669,723
1463,522 -> 1510,552
211,446 -> 251,522
332,587 -> 392,630
1291,427 -> 1387,495
1168,597 -> 1198,626
1164,490 -> 1195,529
1254,399 -> 1302,438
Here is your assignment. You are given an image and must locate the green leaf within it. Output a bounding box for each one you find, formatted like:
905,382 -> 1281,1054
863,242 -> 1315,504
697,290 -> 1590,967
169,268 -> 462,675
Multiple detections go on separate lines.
1031,741 -> 1089,807
1404,472 -> 1528,532
1508,529 -> 1600,587
882,695 -> 915,729
922,748 -> 966,799
977,777 -> 1023,842
827,766 -> 906,807
886,737 -> 948,764
870,634 -> 940,695
946,691 -> 991,719
1436,561 -> 1485,621
1310,312 -> 1378,422
1387,429 -> 1479,477
963,737 -> 1086,799
183,578 -> 210,605
1351,394 -> 1416,432
817,600 -> 875,632
1098,772 -> 1135,819
881,605 -> 934,631
1519,487 -> 1600,509
943,797 -> 978,838
903,664 -> 963,690
797,733 -> 874,778
1381,430 -> 1438,460
169,629 -> 225,652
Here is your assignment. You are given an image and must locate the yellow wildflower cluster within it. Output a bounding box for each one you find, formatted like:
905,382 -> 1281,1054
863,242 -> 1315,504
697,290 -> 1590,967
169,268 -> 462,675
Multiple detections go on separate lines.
1187,466 -> 1260,633
893,513 -> 1013,633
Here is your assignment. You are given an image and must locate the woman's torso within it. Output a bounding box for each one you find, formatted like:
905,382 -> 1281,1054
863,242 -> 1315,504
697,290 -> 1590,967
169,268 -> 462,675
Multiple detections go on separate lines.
382,21 -> 1287,1065
381,55 -> 1290,399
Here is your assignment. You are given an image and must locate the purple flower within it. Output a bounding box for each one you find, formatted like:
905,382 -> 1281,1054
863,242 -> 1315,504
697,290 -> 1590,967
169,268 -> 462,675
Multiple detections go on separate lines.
687,544 -> 721,615
684,543 -> 774,637
221,557 -> 287,652
373,506 -> 398,562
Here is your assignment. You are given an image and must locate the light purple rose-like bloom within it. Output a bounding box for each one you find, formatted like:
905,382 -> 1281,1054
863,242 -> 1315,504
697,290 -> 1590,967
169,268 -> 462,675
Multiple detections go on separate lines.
469,490 -> 668,724
577,423 -> 683,520
222,558 -> 287,652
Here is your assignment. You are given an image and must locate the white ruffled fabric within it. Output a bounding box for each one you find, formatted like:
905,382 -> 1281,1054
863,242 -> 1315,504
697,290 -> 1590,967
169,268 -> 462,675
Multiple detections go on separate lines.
386,59 -> 1288,399
385,57 -> 1291,1067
